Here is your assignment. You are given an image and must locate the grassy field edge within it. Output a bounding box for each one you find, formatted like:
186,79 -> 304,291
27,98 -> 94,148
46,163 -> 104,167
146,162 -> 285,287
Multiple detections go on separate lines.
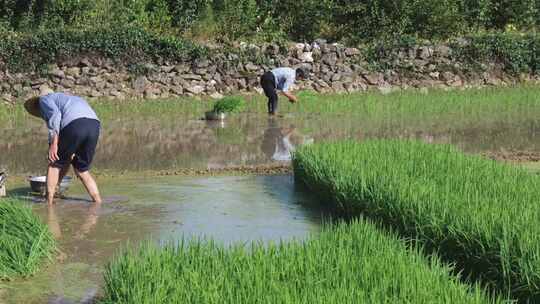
101,219 -> 500,303
0,198 -> 55,280
293,140 -> 540,302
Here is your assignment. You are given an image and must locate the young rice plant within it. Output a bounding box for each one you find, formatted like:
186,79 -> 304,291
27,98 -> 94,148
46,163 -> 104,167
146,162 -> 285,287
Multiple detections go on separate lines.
293,140 -> 540,302
102,219 -> 500,304
0,198 -> 55,280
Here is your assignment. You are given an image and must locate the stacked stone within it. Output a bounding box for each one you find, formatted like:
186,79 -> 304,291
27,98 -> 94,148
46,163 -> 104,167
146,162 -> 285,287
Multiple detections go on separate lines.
1,40 -> 538,103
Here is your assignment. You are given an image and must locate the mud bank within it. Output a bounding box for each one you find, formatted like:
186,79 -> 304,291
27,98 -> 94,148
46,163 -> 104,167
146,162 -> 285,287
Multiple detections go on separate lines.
154,164 -> 291,176
483,150 -> 540,162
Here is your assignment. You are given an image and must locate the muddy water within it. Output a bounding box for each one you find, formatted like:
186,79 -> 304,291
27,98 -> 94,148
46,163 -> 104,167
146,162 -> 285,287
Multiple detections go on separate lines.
2,111 -> 540,303
1,174 -> 326,304
2,114 -> 540,175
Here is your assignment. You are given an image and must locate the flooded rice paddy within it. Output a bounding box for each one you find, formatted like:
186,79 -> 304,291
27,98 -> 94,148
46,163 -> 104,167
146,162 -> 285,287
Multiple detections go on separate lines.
2,175 -> 325,303
2,113 -> 540,175
2,110 -> 540,303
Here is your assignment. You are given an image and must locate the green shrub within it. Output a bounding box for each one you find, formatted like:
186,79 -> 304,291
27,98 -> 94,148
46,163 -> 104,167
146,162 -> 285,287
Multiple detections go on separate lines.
460,0 -> 539,31
293,140 -> 540,302
361,33 -> 540,75
168,0 -> 210,29
262,0 -> 336,42
0,0 -> 96,29
335,0 -> 467,43
452,33 -> 540,74
0,198 -> 55,280
212,96 -> 245,113
102,219 -> 500,303
0,25 -> 207,72
210,0 -> 259,42
0,0 -> 538,43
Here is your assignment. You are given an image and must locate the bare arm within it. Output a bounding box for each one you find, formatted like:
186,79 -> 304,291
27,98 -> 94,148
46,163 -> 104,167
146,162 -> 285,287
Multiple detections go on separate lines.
281,91 -> 298,103
48,134 -> 59,163
39,96 -> 62,145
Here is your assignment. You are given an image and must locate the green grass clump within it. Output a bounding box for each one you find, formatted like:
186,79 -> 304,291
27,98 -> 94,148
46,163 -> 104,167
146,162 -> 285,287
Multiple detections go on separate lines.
102,219 -> 499,304
0,26 -> 207,72
293,140 -> 540,301
2,85 -> 540,129
0,198 -> 55,280
211,96 -> 246,114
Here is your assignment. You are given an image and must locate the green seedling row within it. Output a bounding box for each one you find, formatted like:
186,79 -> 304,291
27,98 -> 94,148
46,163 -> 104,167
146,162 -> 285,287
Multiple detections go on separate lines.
293,140 -> 540,301
0,198 -> 55,280
102,219 -> 499,304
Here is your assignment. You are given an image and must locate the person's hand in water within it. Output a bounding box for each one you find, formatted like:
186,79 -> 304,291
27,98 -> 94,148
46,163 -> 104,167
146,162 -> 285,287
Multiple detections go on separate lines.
288,96 -> 297,103
281,91 -> 298,103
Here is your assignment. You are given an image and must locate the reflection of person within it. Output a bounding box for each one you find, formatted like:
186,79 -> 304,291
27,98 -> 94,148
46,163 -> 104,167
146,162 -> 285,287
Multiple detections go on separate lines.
24,91 -> 102,206
47,203 -> 101,241
260,67 -> 306,115
77,203 -> 101,240
261,119 -> 298,161
47,206 -> 62,239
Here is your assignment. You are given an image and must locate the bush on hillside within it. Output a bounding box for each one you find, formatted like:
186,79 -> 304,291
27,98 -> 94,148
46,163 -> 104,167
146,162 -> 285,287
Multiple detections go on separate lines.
0,25 -> 207,72
362,33 -> 540,75
452,33 -> 540,74
1,0 -> 538,43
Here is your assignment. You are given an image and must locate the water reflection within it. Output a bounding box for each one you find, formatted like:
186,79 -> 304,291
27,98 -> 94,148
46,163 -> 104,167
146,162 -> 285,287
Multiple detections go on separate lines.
3,175 -> 325,303
2,114 -> 540,174
47,206 -> 62,239
46,201 -> 102,241
261,118 -> 313,161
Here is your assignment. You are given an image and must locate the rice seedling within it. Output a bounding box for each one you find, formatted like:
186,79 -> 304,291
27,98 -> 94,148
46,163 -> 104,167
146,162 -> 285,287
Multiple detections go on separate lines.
2,85 -> 540,129
102,219 -> 500,304
211,96 -> 246,113
293,140 -> 540,301
0,198 -> 55,280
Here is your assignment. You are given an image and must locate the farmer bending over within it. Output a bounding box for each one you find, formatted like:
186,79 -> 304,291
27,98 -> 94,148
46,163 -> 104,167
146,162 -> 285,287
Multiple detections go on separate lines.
260,67 -> 306,116
25,91 -> 102,205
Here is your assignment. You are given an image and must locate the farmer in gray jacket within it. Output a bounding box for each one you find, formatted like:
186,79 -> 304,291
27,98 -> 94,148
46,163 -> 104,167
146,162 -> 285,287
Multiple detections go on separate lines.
260,67 -> 306,115
24,91 -> 102,205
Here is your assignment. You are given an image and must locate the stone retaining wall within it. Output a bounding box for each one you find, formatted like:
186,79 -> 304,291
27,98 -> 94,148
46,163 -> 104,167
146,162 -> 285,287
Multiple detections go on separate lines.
1,40 -> 539,103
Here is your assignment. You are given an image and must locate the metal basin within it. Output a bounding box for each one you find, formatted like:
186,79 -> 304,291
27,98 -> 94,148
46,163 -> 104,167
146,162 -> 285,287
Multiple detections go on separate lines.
28,176 -> 72,196
205,111 -> 227,120
0,171 -> 6,187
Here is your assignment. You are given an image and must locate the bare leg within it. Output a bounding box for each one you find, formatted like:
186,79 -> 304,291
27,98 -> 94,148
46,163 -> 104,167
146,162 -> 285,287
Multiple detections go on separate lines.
46,165 -> 61,205
58,165 -> 70,187
75,170 -> 102,204
55,165 -> 71,197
